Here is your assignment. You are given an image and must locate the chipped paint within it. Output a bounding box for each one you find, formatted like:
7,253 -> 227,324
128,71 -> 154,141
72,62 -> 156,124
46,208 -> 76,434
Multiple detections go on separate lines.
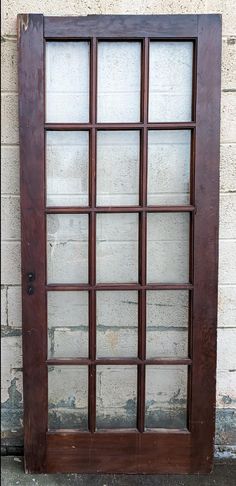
19,14 -> 29,33
2,378 -> 22,410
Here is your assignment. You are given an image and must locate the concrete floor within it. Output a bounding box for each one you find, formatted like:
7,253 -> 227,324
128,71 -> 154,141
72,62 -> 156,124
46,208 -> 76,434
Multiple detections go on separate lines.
1,457 -> 236,486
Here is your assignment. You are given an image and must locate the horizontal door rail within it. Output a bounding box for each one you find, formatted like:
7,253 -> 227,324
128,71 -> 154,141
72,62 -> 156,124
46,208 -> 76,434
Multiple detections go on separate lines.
46,205 -> 195,214
47,428 -> 190,435
46,283 -> 193,291
45,122 -> 196,130
47,357 -> 192,366
44,14 -> 198,39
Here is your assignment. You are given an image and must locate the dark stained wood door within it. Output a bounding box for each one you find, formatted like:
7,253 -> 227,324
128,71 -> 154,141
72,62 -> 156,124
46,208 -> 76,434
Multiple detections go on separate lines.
18,14 -> 221,474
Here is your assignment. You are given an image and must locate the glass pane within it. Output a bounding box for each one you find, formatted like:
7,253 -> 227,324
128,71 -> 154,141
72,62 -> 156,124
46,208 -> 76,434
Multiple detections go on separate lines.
97,291 -> 138,357
146,291 -> 188,358
48,291 -> 88,358
145,365 -> 188,429
149,42 -> 193,122
96,213 -> 138,283
147,213 -> 189,283
47,214 -> 88,284
97,42 -> 141,122
97,131 -> 140,206
147,131 -> 191,205
48,366 -> 88,429
46,42 -> 89,122
46,131 -> 89,207
96,365 -> 137,428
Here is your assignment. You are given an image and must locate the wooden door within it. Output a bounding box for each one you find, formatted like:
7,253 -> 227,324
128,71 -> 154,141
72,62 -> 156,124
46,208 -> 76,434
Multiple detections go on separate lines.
18,14 -> 221,474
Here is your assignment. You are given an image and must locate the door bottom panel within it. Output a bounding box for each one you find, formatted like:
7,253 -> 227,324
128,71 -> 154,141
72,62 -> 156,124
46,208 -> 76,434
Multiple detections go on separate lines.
45,431 -> 209,474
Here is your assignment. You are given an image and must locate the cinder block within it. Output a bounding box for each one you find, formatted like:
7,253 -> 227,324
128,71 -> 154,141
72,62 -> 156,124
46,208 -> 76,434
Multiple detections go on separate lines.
145,365 -> 187,428
219,194 -> 236,239
46,41 -> 89,123
97,130 -> 139,206
220,144 -> 236,193
215,408 -> 236,447
147,213 -> 189,283
48,365 -> 88,429
48,291 -> 88,328
217,369 -> 236,408
1,242 -> 21,285
47,241 -> 88,284
1,288 -> 7,327
218,285 -> 236,328
1,367 -> 23,406
146,328 -> 188,358
222,37 -> 236,90
147,290 -> 188,326
1,333 -> 22,403
1,365 -> 23,448
1,196 -> 20,240
7,286 -> 22,328
48,365 -> 88,408
221,92 -> 236,144
1,0 -> 101,36
97,327 -> 137,358
48,328 -> 88,358
206,0 -> 236,36
46,131 -> 89,206
1,38 -> 17,92
1,94 -> 19,144
97,291 -> 138,328
217,328 -> 236,371
96,213 -> 138,283
1,146 -> 20,195
2,0 -> 233,37
219,240 -> 236,284
96,365 -> 137,427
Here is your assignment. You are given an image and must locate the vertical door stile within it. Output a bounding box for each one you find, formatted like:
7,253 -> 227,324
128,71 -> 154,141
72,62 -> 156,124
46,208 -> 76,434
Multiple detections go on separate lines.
18,14 -> 47,473
190,15 -> 221,471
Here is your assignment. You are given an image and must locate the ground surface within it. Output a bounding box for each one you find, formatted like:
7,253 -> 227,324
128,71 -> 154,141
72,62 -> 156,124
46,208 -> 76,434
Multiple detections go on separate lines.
1,457 -> 236,486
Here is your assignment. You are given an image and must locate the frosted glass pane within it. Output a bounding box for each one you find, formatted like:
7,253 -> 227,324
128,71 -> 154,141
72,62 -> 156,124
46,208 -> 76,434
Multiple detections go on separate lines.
97,291 -> 138,357
48,366 -> 88,429
97,131 -> 140,206
147,131 -> 191,205
97,42 -> 141,122
146,291 -> 188,358
48,291 -> 88,358
96,213 -> 139,283
46,42 -> 89,122
47,214 -> 88,284
149,42 -> 193,122
46,131 -> 89,206
147,213 -> 189,283
96,366 -> 137,428
145,365 -> 188,429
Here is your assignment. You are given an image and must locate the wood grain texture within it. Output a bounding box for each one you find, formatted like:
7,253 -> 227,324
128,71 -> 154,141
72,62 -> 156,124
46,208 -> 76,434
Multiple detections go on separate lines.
190,14 -> 222,472
44,14 -> 198,39
46,431 -> 191,474
46,205 -> 195,213
19,13 -> 221,474
18,14 -> 47,473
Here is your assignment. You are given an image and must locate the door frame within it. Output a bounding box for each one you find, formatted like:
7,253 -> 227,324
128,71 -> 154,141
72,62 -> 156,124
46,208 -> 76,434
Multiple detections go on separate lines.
18,14 -> 221,474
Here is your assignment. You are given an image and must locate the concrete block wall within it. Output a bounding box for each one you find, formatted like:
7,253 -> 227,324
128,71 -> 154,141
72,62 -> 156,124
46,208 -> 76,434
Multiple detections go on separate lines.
1,0 -> 236,458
